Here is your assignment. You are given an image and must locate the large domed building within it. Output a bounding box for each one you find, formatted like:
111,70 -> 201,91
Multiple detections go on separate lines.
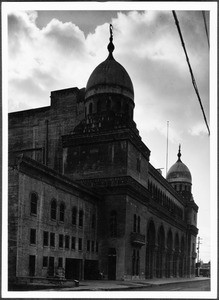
8,25 -> 198,286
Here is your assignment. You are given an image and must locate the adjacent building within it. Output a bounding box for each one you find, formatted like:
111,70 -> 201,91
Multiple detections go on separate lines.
8,26 -> 198,284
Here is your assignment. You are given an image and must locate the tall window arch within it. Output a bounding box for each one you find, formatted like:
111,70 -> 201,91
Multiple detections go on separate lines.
79,210 -> 84,227
110,210 -> 117,237
51,199 -> 57,220
60,203 -> 65,222
137,216 -> 141,233
30,192 -> 38,215
72,206 -> 77,225
133,214 -> 137,232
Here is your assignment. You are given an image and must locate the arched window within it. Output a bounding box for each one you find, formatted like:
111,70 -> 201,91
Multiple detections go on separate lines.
51,199 -> 57,220
137,216 -> 141,233
89,102 -> 93,114
110,210 -> 117,237
30,192 -> 38,215
72,207 -> 77,225
60,203 -> 65,222
79,210 -> 84,227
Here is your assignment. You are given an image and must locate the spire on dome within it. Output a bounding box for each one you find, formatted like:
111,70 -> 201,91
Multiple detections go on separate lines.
107,24 -> 115,58
177,144 -> 181,161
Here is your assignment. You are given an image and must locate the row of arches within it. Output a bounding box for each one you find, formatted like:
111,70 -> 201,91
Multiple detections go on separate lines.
145,220 -> 188,279
148,181 -> 183,219
85,94 -> 133,118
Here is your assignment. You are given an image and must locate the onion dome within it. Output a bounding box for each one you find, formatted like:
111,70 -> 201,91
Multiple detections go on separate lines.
85,24 -> 134,102
166,145 -> 192,184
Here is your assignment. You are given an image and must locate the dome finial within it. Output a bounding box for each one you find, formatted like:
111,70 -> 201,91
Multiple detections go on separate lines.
177,144 -> 181,161
107,24 -> 115,58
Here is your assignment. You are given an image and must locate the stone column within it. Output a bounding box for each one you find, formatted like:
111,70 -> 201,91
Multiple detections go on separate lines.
161,248 -> 167,278
169,251 -> 174,278
176,251 -> 180,277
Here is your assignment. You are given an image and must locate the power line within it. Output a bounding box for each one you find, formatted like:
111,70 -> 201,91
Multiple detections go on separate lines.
202,11 -> 210,48
172,11 -> 210,136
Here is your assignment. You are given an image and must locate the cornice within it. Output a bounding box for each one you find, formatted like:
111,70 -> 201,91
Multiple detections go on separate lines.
13,155 -> 100,203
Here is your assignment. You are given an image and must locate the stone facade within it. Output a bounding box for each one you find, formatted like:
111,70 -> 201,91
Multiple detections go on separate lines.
8,30 -> 198,285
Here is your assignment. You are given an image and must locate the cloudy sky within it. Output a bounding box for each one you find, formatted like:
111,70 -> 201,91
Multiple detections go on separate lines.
5,2 -> 216,263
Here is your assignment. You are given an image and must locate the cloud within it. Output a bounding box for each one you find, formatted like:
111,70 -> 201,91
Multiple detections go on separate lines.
42,18 -> 86,56
7,9 -> 209,140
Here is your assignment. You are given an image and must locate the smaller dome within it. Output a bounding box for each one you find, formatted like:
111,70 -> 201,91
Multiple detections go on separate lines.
166,146 -> 192,184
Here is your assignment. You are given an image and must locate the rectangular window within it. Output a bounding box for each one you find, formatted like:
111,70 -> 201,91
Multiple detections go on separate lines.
30,228 -> 36,244
43,231 -> 49,246
50,232 -> 55,247
30,193 -> 37,215
71,236 -> 76,250
43,256 -> 48,268
65,235 -> 70,249
87,240 -> 90,252
79,210 -> 83,227
72,207 -> 77,225
91,241 -> 95,252
58,257 -> 63,268
59,234 -> 64,248
78,238 -> 82,251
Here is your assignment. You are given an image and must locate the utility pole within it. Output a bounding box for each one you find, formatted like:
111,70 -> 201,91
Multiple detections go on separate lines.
196,237 -> 202,276
197,237 -> 202,263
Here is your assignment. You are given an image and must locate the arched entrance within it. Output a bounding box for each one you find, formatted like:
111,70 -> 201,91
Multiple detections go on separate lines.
179,236 -> 185,277
108,248 -> 116,280
156,226 -> 165,278
145,220 -> 156,279
173,233 -> 179,277
166,230 -> 173,277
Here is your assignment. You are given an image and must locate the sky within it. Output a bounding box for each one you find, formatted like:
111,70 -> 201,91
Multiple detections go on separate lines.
5,3 -> 216,263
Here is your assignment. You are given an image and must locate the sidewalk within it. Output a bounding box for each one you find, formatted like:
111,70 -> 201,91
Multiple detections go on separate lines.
59,276 -> 210,291
9,276 -> 210,291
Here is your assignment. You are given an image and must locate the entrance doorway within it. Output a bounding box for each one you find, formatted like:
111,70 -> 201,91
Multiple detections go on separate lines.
65,258 -> 82,280
29,255 -> 35,276
48,257 -> 54,277
84,260 -> 99,280
108,248 -> 116,280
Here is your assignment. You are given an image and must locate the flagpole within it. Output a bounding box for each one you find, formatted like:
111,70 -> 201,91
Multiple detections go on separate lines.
166,121 -> 169,177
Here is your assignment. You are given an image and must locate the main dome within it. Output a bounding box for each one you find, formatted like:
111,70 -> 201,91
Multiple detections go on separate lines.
85,25 -> 134,102
166,146 -> 192,184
